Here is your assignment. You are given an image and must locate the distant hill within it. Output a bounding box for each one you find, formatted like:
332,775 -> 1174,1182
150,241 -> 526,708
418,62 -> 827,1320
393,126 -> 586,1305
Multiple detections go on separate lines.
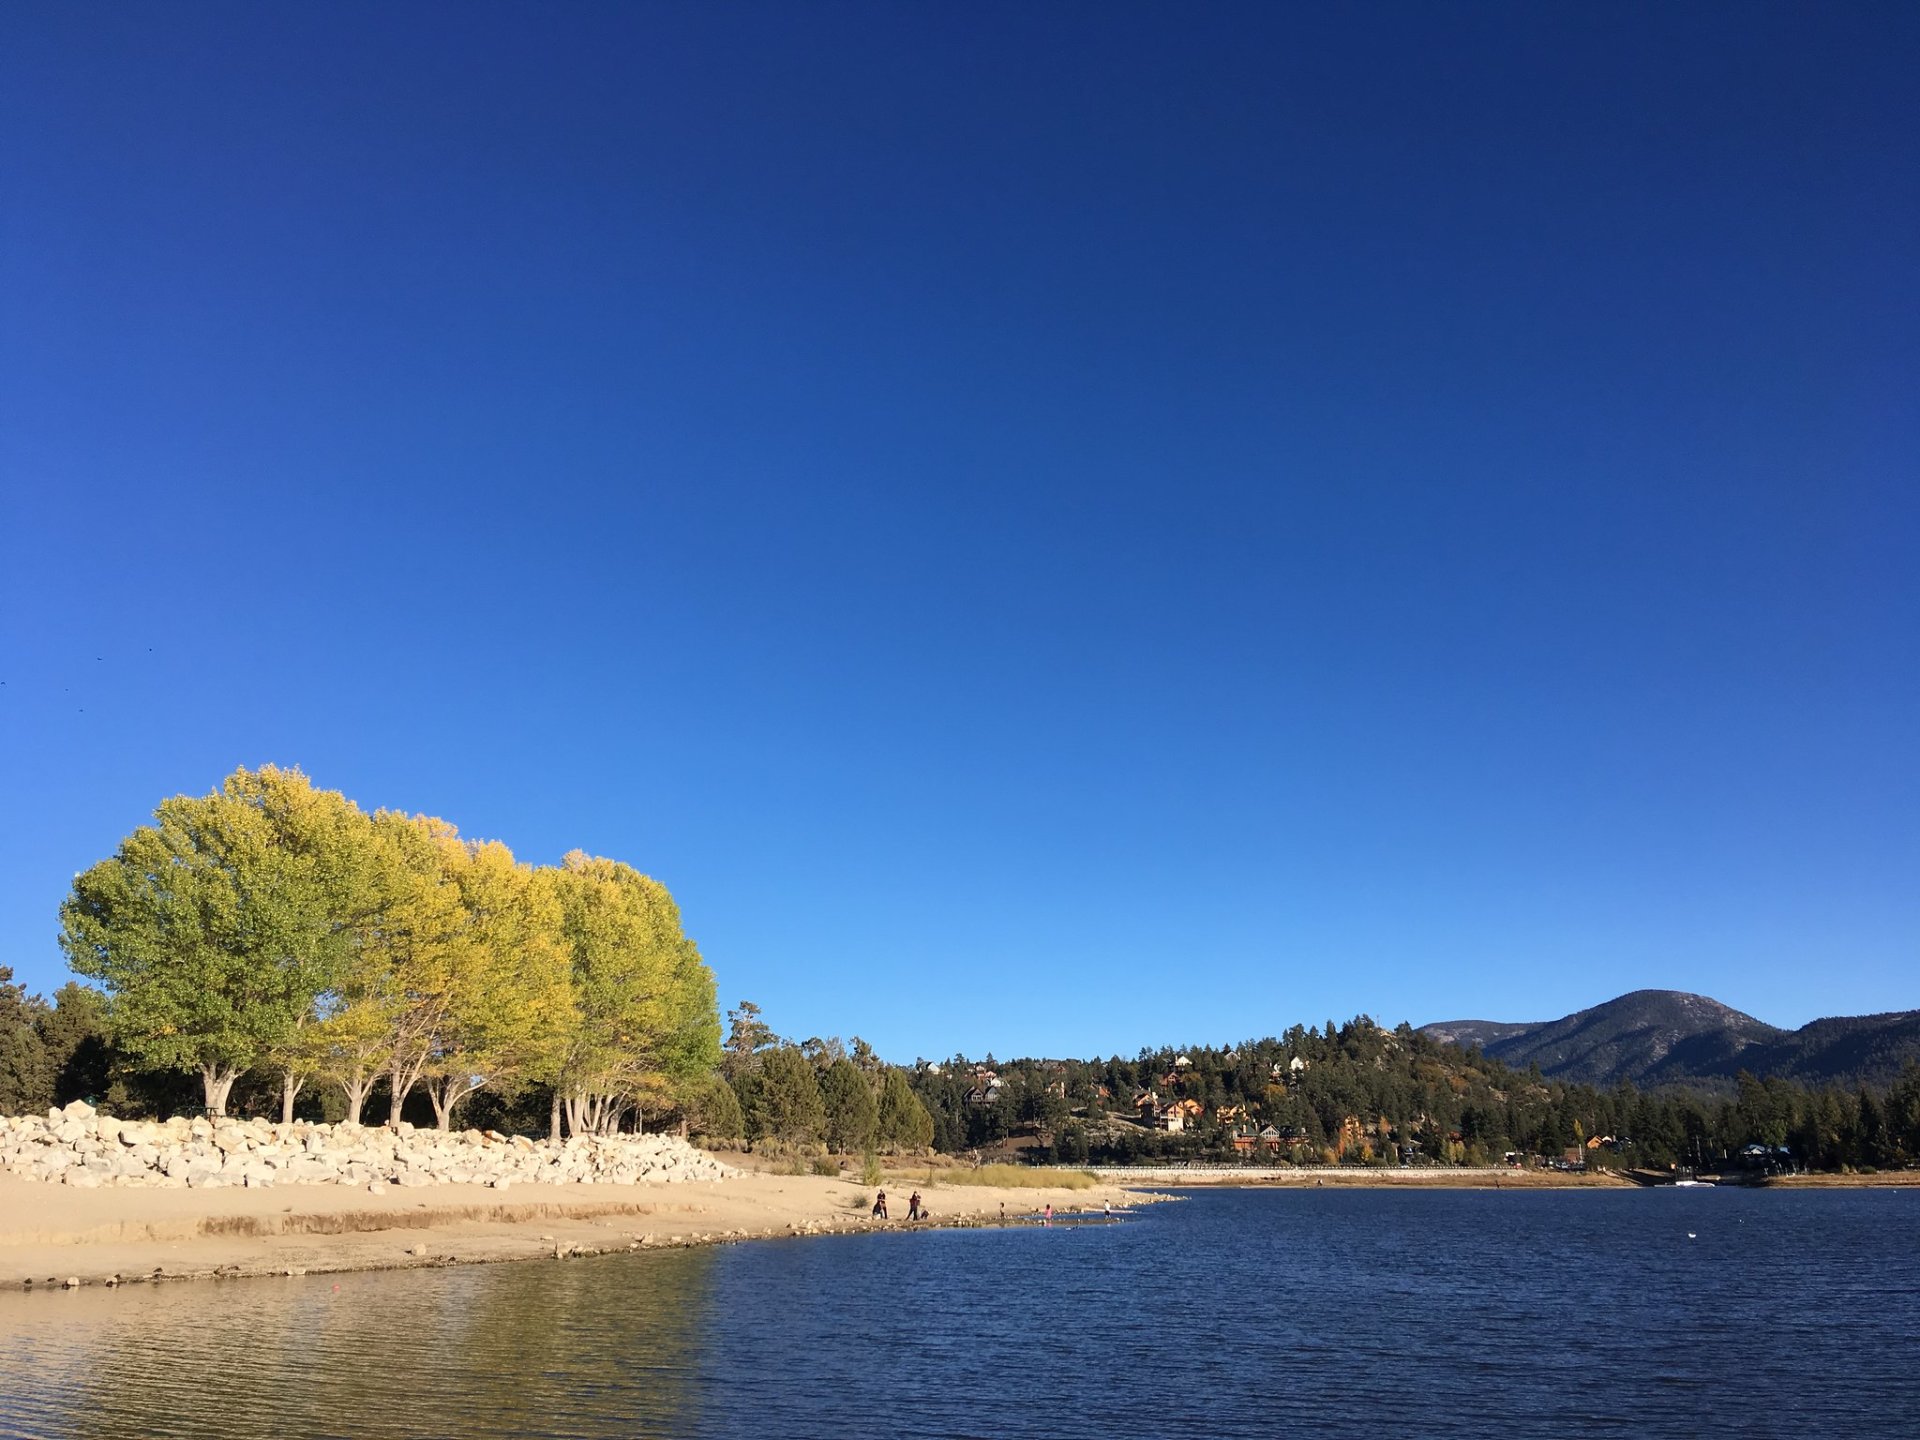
1420,989 -> 1920,1091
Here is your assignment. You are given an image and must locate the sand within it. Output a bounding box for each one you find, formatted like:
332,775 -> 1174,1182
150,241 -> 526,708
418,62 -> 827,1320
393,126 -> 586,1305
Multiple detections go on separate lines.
0,1167 -> 1146,1292
1088,1164 -> 1634,1187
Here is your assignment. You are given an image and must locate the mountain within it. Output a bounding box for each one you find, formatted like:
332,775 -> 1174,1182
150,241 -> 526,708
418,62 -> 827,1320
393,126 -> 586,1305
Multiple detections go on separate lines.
1420,989 -> 1920,1091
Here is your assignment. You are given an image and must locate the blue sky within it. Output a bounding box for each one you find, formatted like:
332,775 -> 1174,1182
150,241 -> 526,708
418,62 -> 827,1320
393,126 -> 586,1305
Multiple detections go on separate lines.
2,3 -> 1915,1061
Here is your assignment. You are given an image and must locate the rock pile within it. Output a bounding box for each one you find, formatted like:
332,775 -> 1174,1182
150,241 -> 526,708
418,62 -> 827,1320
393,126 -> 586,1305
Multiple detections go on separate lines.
0,1101 -> 736,1191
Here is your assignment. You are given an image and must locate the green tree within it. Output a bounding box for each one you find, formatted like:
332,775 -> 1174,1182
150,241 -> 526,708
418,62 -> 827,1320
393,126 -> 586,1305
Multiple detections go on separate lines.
60,767 -> 352,1116
0,967 -> 54,1114
723,1000 -> 775,1076
685,1072 -> 744,1141
1887,1062 -> 1920,1164
747,1045 -> 826,1145
876,1067 -> 934,1151
40,982 -> 113,1107
820,1056 -> 878,1152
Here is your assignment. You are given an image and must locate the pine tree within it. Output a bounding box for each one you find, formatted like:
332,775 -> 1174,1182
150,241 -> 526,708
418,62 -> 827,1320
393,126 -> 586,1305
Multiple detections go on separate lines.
820,1057 -> 878,1152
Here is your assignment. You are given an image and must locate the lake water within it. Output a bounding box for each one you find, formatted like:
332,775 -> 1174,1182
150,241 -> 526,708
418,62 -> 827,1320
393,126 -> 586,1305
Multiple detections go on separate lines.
2,1187 -> 1916,1438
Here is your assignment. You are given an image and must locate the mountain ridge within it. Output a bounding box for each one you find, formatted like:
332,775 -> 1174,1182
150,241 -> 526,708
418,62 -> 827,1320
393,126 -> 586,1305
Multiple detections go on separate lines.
1420,988 -> 1920,1091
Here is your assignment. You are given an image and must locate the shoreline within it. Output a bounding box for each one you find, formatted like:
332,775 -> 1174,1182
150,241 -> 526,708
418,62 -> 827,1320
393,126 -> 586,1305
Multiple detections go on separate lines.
0,1168 -> 1153,1295
1092,1165 -> 1915,1190
1082,1165 -> 1634,1188
8,1159 -> 1908,1297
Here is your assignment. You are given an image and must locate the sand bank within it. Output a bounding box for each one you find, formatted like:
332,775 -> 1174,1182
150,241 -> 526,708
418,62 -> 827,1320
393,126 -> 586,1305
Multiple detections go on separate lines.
1084,1165 -> 1633,1187
0,1168 -> 1148,1292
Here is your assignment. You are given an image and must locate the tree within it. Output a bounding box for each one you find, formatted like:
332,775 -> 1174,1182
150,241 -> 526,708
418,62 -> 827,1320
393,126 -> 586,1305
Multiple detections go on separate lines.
420,841 -> 570,1131
546,852 -> 720,1138
685,1072 -> 744,1141
876,1067 -> 934,1151
60,767 -> 353,1116
0,967 -> 54,1114
723,1001 -> 775,1076
746,1045 -> 826,1145
820,1057 -> 878,1153
40,982 -> 113,1107
366,811 -> 475,1128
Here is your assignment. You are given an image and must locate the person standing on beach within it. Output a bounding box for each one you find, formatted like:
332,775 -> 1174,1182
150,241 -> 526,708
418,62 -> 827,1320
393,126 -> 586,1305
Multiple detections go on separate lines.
907,1190 -> 922,1221
872,1189 -> 888,1219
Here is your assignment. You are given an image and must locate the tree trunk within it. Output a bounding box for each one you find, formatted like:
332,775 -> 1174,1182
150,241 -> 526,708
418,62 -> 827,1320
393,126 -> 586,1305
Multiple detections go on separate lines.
427,1076 -> 476,1132
388,1064 -> 411,1129
339,1068 -> 373,1127
549,1089 -> 563,1143
200,1064 -> 237,1118
279,1070 -> 306,1125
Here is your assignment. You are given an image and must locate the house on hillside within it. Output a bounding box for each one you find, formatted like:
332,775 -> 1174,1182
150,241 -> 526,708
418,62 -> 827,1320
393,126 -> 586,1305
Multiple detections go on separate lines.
964,1071 -> 1003,1108
1157,1098 -> 1203,1134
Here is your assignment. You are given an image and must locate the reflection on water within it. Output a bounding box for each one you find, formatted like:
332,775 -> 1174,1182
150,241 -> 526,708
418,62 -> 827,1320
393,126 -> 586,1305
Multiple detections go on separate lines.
0,1249 -> 714,1439
2,1189 -> 1917,1439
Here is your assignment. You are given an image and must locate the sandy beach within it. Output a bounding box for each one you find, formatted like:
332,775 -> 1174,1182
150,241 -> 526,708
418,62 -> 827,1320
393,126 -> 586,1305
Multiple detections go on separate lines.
0,1166 -> 1146,1292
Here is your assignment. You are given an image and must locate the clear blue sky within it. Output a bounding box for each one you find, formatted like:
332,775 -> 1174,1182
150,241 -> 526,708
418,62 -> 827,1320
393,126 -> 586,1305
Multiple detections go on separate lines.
2,3 -> 1915,1061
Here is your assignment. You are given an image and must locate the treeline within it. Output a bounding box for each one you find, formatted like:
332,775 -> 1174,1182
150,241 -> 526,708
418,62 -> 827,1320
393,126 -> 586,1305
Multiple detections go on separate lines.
46,767 -> 719,1137
697,1001 -> 934,1155
910,1018 -> 1920,1173
0,971 -> 118,1116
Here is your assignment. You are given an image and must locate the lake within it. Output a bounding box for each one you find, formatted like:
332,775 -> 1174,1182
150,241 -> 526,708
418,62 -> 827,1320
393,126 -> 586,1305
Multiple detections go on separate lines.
2,1186 -> 1916,1438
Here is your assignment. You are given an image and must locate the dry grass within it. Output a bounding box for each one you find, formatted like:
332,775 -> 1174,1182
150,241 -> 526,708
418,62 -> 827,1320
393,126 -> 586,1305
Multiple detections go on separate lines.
906,1164 -> 1099,1190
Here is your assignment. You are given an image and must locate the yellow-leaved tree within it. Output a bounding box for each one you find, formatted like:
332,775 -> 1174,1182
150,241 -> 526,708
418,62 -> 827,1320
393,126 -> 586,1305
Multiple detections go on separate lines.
363,810 -> 472,1129
545,852 -> 719,1139
420,840 -> 571,1131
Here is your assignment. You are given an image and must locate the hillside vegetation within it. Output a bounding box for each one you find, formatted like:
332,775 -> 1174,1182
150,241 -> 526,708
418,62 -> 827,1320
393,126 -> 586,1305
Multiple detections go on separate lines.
909,1016 -> 1920,1175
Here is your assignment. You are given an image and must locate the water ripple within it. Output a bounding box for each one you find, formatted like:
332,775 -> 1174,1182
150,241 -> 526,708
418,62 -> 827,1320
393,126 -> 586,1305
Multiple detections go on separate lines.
0,1188 -> 1915,1438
